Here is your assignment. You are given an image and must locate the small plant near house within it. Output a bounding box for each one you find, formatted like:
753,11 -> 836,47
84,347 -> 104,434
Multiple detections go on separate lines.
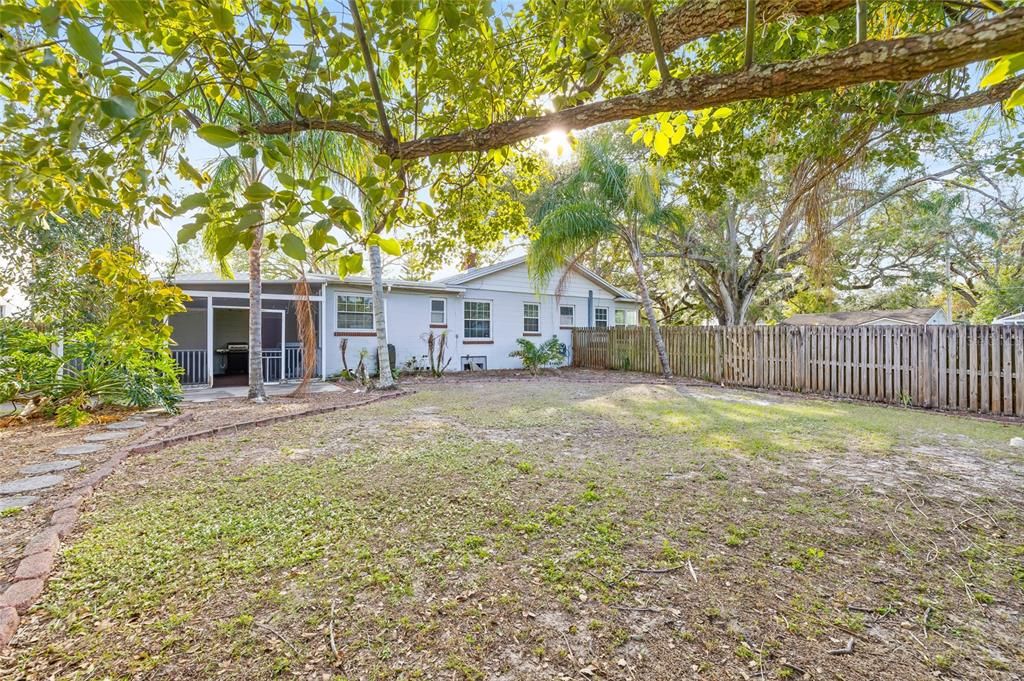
422,329 -> 452,377
509,335 -> 566,375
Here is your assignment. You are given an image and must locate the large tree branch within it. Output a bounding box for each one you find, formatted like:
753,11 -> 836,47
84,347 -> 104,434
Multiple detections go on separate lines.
251,11 -> 1024,159
610,0 -> 855,57
904,74 -> 1024,117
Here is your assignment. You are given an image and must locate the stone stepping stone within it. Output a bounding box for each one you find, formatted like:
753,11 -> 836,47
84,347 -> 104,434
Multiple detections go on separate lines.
55,443 -> 105,456
0,495 -> 39,511
19,460 -> 81,476
0,474 -> 64,495
83,431 -> 130,443
106,420 -> 146,431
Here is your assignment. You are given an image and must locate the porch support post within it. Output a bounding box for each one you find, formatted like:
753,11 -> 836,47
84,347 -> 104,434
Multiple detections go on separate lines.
320,295 -> 328,381
206,296 -> 214,387
280,309 -> 286,383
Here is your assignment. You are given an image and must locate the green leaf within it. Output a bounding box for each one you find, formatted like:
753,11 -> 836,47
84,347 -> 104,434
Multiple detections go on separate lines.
111,1 -> 147,29
196,124 -> 242,148
376,236 -> 402,256
178,192 -> 209,212
981,58 -> 1010,88
100,95 -> 137,119
243,182 -> 274,202
67,21 -> 103,65
712,107 -> 734,119
312,184 -> 334,201
177,223 -> 203,244
280,233 -> 307,260
309,227 -> 328,251
418,9 -> 438,38
209,3 -> 234,31
653,131 -> 670,157
1005,83 -> 1024,110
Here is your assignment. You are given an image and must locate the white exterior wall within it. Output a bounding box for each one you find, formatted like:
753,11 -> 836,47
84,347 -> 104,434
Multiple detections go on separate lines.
321,262 -> 640,375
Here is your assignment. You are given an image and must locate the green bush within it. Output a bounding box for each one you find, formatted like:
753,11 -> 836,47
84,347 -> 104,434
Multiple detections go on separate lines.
509,336 -> 567,375
0,248 -> 187,423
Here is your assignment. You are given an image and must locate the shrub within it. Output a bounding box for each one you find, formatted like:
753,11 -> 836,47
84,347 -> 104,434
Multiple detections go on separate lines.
0,248 -> 187,423
509,335 -> 567,375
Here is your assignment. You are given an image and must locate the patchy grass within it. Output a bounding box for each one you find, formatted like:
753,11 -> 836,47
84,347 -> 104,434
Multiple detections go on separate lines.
3,380 -> 1023,680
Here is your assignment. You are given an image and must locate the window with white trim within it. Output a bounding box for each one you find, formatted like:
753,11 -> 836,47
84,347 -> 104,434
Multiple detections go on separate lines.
464,301 -> 492,339
336,294 -> 374,330
614,309 -> 626,325
523,303 -> 539,333
559,305 -> 575,328
430,299 -> 446,325
594,307 -> 608,328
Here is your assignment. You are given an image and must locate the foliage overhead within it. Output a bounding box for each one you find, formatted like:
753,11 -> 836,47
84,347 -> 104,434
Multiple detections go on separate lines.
1,0 -> 1022,273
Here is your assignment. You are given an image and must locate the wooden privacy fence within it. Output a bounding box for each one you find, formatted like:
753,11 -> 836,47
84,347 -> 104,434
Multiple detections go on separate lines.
572,325 -> 1024,417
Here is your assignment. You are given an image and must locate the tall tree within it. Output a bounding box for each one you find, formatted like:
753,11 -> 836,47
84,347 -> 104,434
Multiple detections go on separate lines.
528,133 -> 676,378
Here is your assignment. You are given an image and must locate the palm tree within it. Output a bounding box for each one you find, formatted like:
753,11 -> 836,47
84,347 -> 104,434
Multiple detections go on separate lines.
527,133 -> 675,378
201,121 -> 357,400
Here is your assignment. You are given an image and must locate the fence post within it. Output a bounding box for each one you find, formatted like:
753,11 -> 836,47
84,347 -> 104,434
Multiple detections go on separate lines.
715,327 -> 725,384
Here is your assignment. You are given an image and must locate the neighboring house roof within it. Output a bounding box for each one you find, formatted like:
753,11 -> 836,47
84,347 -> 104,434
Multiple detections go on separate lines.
782,308 -> 945,326
438,255 -> 640,302
993,310 -> 1024,324
166,256 -> 641,301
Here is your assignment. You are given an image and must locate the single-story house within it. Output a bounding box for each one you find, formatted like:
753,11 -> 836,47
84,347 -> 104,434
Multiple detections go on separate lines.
164,256 -> 641,387
781,307 -> 950,327
992,311 -> 1024,326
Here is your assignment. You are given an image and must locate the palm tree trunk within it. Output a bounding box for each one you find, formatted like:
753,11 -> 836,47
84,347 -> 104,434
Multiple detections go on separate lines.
247,223 -> 267,402
629,240 -> 673,379
368,243 -> 394,388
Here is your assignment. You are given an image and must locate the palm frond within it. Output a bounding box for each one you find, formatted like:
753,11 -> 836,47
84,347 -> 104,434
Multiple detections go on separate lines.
527,200 -> 618,286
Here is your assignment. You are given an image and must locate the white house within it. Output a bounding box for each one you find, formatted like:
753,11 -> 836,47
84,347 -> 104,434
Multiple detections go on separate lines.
164,256 -> 641,387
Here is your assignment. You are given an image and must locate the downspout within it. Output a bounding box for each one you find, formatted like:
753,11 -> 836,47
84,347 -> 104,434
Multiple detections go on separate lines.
587,290 -> 594,327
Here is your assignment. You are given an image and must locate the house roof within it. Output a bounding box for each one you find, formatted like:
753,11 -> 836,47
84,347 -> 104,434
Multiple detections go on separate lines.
166,256 -> 640,301
438,255 -> 640,302
782,308 -> 943,326
993,310 -> 1024,323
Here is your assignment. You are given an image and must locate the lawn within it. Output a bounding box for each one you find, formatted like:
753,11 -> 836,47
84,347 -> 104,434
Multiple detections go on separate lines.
3,378 -> 1023,680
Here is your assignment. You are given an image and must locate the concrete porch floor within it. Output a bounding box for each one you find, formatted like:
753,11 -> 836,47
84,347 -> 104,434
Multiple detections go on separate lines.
181,381 -> 342,403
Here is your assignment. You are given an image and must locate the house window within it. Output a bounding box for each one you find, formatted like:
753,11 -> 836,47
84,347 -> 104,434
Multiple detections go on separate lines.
523,303 -> 539,333
594,307 -> 608,328
464,301 -> 491,339
430,299 -> 446,326
559,305 -> 575,328
337,294 -> 374,330
614,309 -> 626,326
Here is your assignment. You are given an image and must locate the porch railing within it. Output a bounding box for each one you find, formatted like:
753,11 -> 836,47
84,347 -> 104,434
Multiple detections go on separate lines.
284,346 -> 321,380
172,348 -> 320,386
171,349 -> 207,386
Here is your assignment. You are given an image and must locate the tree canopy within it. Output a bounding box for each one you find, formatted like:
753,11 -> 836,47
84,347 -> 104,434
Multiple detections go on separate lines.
1,0 -> 1022,275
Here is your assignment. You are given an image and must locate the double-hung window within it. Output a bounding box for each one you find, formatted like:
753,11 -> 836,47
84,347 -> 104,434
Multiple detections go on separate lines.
594,307 -> 608,328
336,294 -> 374,331
430,299 -> 446,326
559,305 -> 575,328
523,303 -> 540,333
464,301 -> 492,339
614,309 -> 626,326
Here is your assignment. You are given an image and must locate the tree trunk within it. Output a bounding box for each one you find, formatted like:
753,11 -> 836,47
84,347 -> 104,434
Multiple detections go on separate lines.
629,240 -> 673,379
369,243 -> 395,388
247,224 -> 266,402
